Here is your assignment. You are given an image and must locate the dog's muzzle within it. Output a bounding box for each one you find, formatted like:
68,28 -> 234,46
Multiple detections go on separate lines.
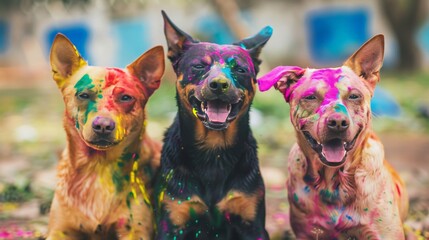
87,116 -> 119,149
190,77 -> 243,131
302,129 -> 361,167
190,96 -> 243,131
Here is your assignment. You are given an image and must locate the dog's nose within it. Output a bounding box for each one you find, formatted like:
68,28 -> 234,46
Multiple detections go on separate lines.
92,116 -> 115,134
327,114 -> 349,131
208,77 -> 230,93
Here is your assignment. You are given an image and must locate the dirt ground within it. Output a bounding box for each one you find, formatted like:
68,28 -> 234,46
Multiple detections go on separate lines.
1,132 -> 428,239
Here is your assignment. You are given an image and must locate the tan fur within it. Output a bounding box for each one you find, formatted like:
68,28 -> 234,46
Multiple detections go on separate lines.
46,34 -> 164,240
217,191 -> 259,222
163,195 -> 208,227
263,35 -> 408,239
194,121 -> 238,149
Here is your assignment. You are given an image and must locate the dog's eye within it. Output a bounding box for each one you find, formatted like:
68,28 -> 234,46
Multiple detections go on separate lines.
77,92 -> 90,100
120,95 -> 134,102
235,66 -> 247,73
349,94 -> 361,100
304,95 -> 317,100
192,64 -> 206,70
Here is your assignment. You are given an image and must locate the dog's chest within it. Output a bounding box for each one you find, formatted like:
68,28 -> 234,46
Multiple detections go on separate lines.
292,184 -> 360,224
288,173 -> 361,233
66,163 -> 129,222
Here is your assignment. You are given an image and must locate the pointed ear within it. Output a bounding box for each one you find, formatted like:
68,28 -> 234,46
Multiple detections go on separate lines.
233,26 -> 273,74
343,34 -> 384,90
161,10 -> 197,65
50,33 -> 87,89
127,46 -> 165,98
257,66 -> 305,102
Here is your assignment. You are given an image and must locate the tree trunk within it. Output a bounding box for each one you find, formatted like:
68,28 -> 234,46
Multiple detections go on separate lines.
380,0 -> 427,71
395,29 -> 421,70
210,0 -> 250,40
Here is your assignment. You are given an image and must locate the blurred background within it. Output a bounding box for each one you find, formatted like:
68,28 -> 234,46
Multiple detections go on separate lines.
0,0 -> 428,239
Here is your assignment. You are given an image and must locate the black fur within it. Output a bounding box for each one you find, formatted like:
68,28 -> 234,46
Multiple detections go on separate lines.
154,11 -> 272,240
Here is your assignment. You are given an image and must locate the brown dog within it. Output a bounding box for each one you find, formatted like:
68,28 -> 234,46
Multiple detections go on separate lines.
258,35 -> 408,239
47,34 -> 164,239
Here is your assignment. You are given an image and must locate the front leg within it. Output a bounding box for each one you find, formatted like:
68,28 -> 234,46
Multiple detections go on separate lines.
216,190 -> 269,240
156,194 -> 209,240
116,190 -> 154,240
46,195 -> 89,240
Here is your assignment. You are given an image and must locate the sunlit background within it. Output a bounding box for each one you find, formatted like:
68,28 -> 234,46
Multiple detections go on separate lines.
0,0 -> 428,239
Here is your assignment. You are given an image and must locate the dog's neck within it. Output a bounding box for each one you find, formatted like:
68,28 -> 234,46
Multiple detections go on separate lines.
177,103 -> 252,151
173,110 -> 254,170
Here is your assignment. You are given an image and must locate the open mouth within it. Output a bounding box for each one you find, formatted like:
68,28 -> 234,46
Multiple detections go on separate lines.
88,139 -> 118,150
302,131 -> 360,167
190,96 -> 243,131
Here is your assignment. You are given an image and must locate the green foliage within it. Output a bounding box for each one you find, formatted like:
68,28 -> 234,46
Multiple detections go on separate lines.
146,79 -> 177,120
253,89 -> 290,119
0,182 -> 33,203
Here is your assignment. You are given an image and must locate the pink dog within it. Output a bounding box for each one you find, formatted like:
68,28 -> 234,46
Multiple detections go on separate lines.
258,35 -> 408,239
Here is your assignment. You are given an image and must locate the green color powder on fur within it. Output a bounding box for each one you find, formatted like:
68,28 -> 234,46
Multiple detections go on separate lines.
74,74 -> 97,124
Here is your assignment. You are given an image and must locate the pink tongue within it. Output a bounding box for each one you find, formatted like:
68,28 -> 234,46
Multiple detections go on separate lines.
322,141 -> 346,163
206,101 -> 230,123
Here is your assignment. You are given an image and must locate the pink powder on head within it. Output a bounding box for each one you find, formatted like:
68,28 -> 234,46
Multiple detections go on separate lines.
308,68 -> 348,117
198,43 -> 256,75
257,66 -> 303,92
310,68 -> 342,104
299,87 -> 317,99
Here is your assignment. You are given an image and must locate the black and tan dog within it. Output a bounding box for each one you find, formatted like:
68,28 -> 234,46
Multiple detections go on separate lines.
154,11 -> 272,240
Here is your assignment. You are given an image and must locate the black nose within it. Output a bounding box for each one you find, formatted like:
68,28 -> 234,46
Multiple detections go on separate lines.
327,114 -> 349,132
208,77 -> 230,93
92,117 -> 115,134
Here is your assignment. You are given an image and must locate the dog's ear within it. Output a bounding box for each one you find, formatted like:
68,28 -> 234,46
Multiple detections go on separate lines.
161,10 -> 198,65
127,46 -> 165,98
257,66 -> 305,102
50,33 -> 87,89
233,26 -> 273,74
343,34 -> 384,90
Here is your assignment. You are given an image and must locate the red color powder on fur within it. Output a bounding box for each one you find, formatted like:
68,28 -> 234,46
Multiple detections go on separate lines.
105,68 -> 126,89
